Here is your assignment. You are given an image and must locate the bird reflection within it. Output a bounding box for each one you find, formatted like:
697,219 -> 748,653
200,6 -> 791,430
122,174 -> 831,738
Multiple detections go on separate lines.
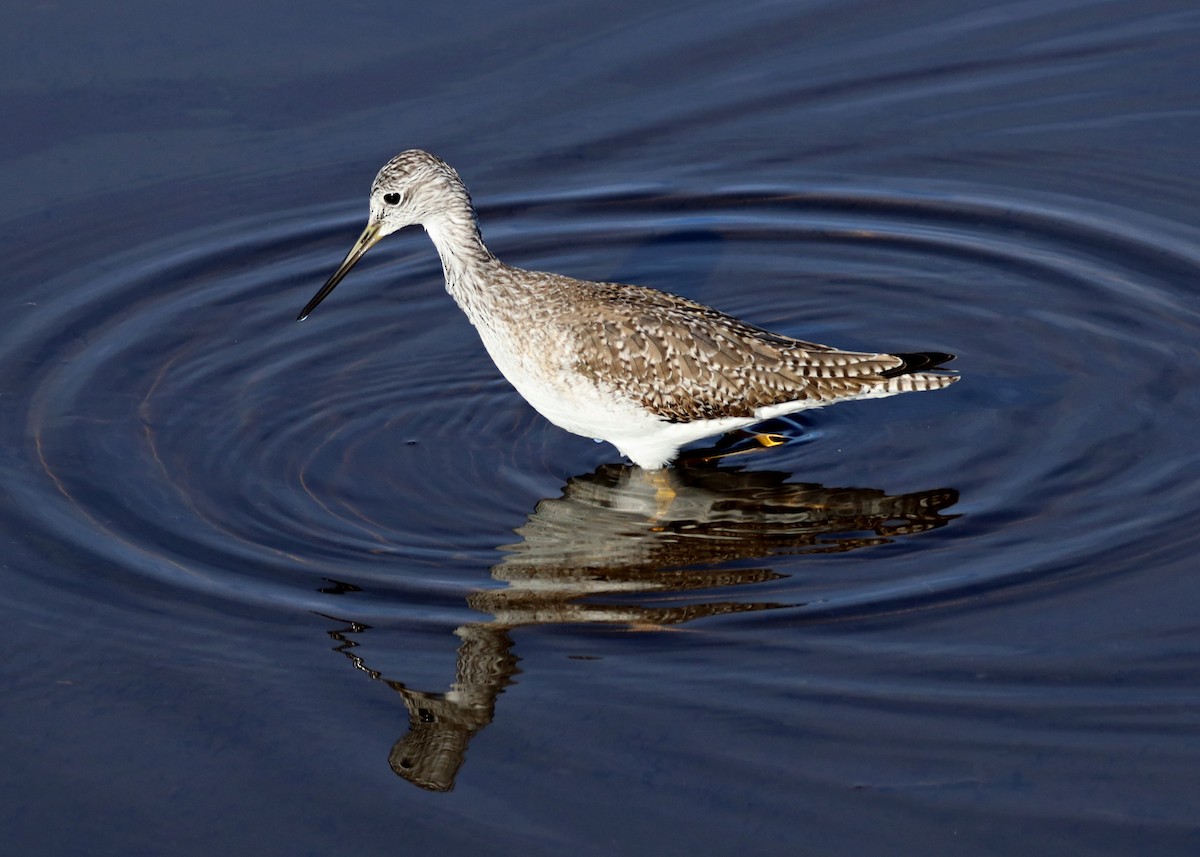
323,461 -> 959,791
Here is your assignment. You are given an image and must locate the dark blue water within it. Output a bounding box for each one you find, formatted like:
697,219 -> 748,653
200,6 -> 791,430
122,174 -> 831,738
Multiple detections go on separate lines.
3,1 -> 1199,854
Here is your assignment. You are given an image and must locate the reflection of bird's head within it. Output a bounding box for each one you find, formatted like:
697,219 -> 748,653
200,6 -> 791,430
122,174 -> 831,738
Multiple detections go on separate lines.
388,708 -> 471,793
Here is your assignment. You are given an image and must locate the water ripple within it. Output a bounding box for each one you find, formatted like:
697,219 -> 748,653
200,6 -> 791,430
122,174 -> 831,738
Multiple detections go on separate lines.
4,183 -> 1198,628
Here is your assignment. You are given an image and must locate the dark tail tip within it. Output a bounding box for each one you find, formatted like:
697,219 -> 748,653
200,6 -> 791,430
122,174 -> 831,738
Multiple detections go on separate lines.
879,351 -> 956,378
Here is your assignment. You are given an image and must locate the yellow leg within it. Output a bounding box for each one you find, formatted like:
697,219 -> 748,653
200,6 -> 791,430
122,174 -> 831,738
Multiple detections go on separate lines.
753,432 -> 788,448
684,432 -> 792,464
632,468 -> 678,520
650,469 -> 677,517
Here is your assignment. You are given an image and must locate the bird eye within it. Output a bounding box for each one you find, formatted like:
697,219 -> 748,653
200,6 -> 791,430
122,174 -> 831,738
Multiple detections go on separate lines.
383,192 -> 402,205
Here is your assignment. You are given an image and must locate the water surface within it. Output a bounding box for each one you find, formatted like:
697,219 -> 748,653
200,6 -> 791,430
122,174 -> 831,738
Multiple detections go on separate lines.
2,1 -> 1199,854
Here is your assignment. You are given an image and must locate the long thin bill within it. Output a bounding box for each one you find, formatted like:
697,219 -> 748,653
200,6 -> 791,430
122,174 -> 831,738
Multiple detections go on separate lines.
296,221 -> 383,321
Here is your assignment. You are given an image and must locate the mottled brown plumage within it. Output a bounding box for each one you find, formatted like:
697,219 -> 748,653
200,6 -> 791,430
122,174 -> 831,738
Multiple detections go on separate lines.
298,150 -> 957,468
557,278 -> 949,422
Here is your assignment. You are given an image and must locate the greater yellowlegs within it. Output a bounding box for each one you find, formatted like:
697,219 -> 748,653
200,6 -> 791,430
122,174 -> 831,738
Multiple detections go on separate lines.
297,150 -> 957,468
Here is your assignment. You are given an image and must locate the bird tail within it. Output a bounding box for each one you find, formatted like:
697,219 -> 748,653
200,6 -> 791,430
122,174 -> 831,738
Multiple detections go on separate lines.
876,351 -> 958,394
878,351 -> 956,377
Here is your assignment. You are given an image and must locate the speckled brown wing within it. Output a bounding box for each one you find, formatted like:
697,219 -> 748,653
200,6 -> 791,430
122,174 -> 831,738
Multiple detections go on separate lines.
567,280 -> 911,423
